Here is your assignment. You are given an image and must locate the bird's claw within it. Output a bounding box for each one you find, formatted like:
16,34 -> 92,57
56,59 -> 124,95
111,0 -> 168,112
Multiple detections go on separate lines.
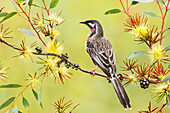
90,67 -> 98,76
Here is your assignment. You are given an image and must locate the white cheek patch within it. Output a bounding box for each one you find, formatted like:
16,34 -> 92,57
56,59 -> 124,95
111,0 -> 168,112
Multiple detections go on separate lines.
88,23 -> 95,28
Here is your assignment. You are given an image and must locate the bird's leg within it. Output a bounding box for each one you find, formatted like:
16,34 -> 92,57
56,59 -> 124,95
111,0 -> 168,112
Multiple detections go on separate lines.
91,66 -> 98,76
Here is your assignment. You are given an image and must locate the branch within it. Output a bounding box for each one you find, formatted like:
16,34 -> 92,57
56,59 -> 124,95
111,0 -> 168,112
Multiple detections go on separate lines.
156,0 -> 170,45
13,0 -> 46,46
0,39 -> 108,79
156,103 -> 167,113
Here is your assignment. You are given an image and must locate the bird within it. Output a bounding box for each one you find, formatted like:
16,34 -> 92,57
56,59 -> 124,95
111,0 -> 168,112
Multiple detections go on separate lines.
80,19 -> 131,110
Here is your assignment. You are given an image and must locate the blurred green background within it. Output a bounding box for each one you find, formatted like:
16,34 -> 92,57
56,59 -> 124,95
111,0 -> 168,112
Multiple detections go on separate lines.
0,0 -> 170,113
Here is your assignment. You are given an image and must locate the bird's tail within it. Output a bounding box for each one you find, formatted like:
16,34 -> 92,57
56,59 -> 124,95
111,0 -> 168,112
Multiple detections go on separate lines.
110,76 -> 131,110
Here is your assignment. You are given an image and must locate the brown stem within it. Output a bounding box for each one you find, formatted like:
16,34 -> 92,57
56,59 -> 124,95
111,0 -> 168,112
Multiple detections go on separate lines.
156,103 -> 167,113
14,0 -> 46,46
156,0 -> 170,45
0,39 -> 21,51
42,0 -> 49,16
1,39 -> 108,79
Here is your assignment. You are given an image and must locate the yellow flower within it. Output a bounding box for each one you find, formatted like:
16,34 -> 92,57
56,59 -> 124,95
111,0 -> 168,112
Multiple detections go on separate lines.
46,39 -> 63,54
14,41 -> 36,62
55,66 -> 72,84
123,74 -> 138,86
50,29 -> 60,38
150,46 -> 165,62
132,25 -> 148,38
158,74 -> 165,81
32,13 -> 45,31
152,82 -> 170,103
49,14 -> 57,22
49,12 -> 65,25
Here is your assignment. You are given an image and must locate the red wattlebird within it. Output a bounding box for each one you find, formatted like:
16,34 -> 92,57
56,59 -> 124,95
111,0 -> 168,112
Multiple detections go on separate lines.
80,19 -> 131,110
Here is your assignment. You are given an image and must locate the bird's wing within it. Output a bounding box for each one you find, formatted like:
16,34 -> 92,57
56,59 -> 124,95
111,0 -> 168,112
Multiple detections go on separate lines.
86,37 -> 116,76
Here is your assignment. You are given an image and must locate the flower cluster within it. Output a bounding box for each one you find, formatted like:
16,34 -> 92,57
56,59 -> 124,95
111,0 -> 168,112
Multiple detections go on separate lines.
53,97 -> 79,113
0,62 -> 7,81
37,55 -> 72,84
13,40 -> 36,62
0,24 -> 12,40
124,14 -> 160,49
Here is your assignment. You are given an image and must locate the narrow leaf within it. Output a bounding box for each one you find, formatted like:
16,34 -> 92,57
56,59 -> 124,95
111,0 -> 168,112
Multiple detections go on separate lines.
0,12 -> 17,23
38,86 -> 42,105
133,0 -> 154,3
0,12 -> 8,17
0,97 -> 15,110
16,0 -> 25,3
0,84 -> 22,88
11,0 -> 18,11
165,46 -> 170,51
105,9 -> 121,15
17,28 -> 35,36
12,106 -> 18,113
50,0 -> 59,9
158,0 -> 163,3
168,64 -> 170,69
32,89 -> 38,100
162,75 -> 170,82
132,1 -> 139,5
143,11 -> 158,17
28,0 -> 33,6
6,111 -> 9,113
22,97 -> 29,108
25,0 -> 30,7
128,51 -> 145,59
166,96 -> 170,109
32,89 -> 43,109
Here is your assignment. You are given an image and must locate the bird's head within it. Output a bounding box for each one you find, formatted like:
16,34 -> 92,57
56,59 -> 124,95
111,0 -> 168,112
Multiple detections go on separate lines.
80,19 -> 103,37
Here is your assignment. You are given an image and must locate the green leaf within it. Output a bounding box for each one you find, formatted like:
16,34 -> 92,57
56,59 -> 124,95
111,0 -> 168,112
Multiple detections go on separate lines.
16,0 -> 25,3
133,0 -> 154,3
162,75 -> 170,82
38,86 -> 42,105
12,106 -> 18,113
128,51 -> 145,59
28,0 -> 33,6
17,28 -> 35,36
0,97 -> 15,110
168,64 -> 170,69
132,1 -> 139,5
0,12 -> 8,17
50,0 -> 59,9
32,89 -> 43,109
158,0 -> 163,3
0,12 -> 17,23
105,9 -> 121,15
22,97 -> 29,108
0,84 -> 22,88
143,11 -> 158,17
32,89 -> 38,100
11,0 -> 18,11
165,46 -> 170,51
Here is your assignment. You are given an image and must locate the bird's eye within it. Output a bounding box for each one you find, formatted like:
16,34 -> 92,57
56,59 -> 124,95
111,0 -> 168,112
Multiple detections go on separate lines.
88,22 -> 95,28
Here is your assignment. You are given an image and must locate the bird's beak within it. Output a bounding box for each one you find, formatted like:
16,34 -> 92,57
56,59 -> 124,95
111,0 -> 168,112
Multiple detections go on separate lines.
80,21 -> 92,29
80,21 -> 87,24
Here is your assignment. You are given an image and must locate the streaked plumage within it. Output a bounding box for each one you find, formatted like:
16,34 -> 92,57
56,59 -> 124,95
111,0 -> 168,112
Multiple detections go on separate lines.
80,19 -> 131,109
